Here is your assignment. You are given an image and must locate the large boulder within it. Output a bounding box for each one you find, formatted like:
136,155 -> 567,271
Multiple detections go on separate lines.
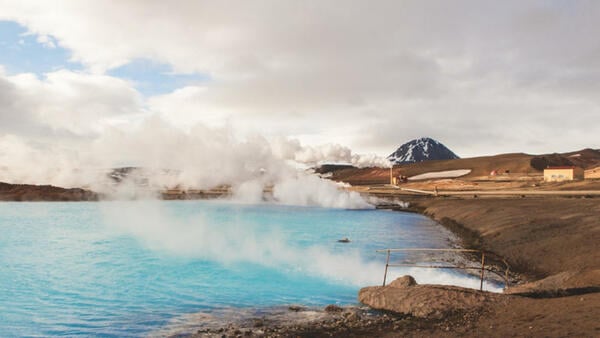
359,276 -> 502,319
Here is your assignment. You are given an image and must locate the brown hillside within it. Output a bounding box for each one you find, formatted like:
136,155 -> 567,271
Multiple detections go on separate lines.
323,149 -> 600,186
0,182 -> 99,201
553,148 -> 600,169
529,148 -> 600,171
324,153 -> 536,185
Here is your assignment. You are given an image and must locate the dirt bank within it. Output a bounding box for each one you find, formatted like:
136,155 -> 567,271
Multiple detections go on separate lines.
0,182 -> 99,201
358,275 -> 600,338
376,195 -> 600,337
411,197 -> 600,284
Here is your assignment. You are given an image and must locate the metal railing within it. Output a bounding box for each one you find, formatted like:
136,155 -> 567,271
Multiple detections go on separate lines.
376,248 -> 510,291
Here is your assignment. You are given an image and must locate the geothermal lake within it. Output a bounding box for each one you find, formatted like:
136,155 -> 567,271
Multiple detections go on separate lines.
0,201 -> 495,336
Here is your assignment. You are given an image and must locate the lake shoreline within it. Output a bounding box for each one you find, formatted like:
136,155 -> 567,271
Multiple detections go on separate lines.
3,182 -> 599,336
176,195 -> 600,337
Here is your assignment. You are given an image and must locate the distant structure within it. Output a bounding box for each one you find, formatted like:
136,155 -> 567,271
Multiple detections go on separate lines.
391,174 -> 408,185
543,166 -> 584,182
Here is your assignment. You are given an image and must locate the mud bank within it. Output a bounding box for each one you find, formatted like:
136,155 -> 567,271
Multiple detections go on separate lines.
410,197 -> 600,286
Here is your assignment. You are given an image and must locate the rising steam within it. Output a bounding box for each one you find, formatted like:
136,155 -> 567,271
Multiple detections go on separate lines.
101,200 -> 502,291
0,116 -> 501,290
0,117 -> 389,208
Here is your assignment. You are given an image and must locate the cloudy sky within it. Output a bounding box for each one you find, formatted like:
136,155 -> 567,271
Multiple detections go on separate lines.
1,0 -> 599,159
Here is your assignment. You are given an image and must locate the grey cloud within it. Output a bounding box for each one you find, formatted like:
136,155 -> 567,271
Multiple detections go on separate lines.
1,1 -> 600,155
0,75 -> 49,136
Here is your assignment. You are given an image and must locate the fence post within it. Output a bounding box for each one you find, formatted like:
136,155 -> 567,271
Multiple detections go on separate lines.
479,251 -> 486,291
383,249 -> 390,286
504,258 -> 510,289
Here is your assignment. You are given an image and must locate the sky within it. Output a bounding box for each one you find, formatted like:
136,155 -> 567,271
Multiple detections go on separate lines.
1,0 -> 600,161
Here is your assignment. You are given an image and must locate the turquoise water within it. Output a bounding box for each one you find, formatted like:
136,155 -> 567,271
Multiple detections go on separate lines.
0,201 -> 483,337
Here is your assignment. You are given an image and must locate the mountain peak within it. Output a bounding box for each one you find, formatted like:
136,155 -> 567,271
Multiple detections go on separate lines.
388,137 -> 459,164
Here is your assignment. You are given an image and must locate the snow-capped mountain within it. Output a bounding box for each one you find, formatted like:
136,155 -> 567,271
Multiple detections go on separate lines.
388,137 -> 459,164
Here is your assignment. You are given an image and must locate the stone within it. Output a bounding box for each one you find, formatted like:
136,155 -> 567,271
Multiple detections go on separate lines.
288,305 -> 304,312
389,275 -> 417,288
359,276 -> 502,319
345,311 -> 360,322
324,304 -> 343,313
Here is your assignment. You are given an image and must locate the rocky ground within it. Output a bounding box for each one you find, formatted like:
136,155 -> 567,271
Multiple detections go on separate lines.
170,293 -> 600,337
169,305 -> 406,338
168,302 -> 499,338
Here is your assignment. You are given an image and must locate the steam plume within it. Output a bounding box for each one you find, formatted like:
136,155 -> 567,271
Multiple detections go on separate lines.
101,200 -> 502,291
0,117 -> 386,208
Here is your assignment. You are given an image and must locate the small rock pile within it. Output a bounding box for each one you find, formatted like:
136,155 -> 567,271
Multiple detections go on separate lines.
185,305 -> 408,337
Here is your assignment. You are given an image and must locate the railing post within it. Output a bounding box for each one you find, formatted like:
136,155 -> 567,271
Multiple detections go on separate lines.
383,249 -> 390,286
504,259 -> 510,289
479,251 -> 486,291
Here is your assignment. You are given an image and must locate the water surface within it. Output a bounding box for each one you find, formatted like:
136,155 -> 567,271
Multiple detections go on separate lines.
0,201 -> 487,336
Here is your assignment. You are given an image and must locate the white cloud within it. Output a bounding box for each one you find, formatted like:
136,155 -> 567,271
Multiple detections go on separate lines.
35,34 -> 55,48
0,1 -> 600,156
0,69 -> 144,136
